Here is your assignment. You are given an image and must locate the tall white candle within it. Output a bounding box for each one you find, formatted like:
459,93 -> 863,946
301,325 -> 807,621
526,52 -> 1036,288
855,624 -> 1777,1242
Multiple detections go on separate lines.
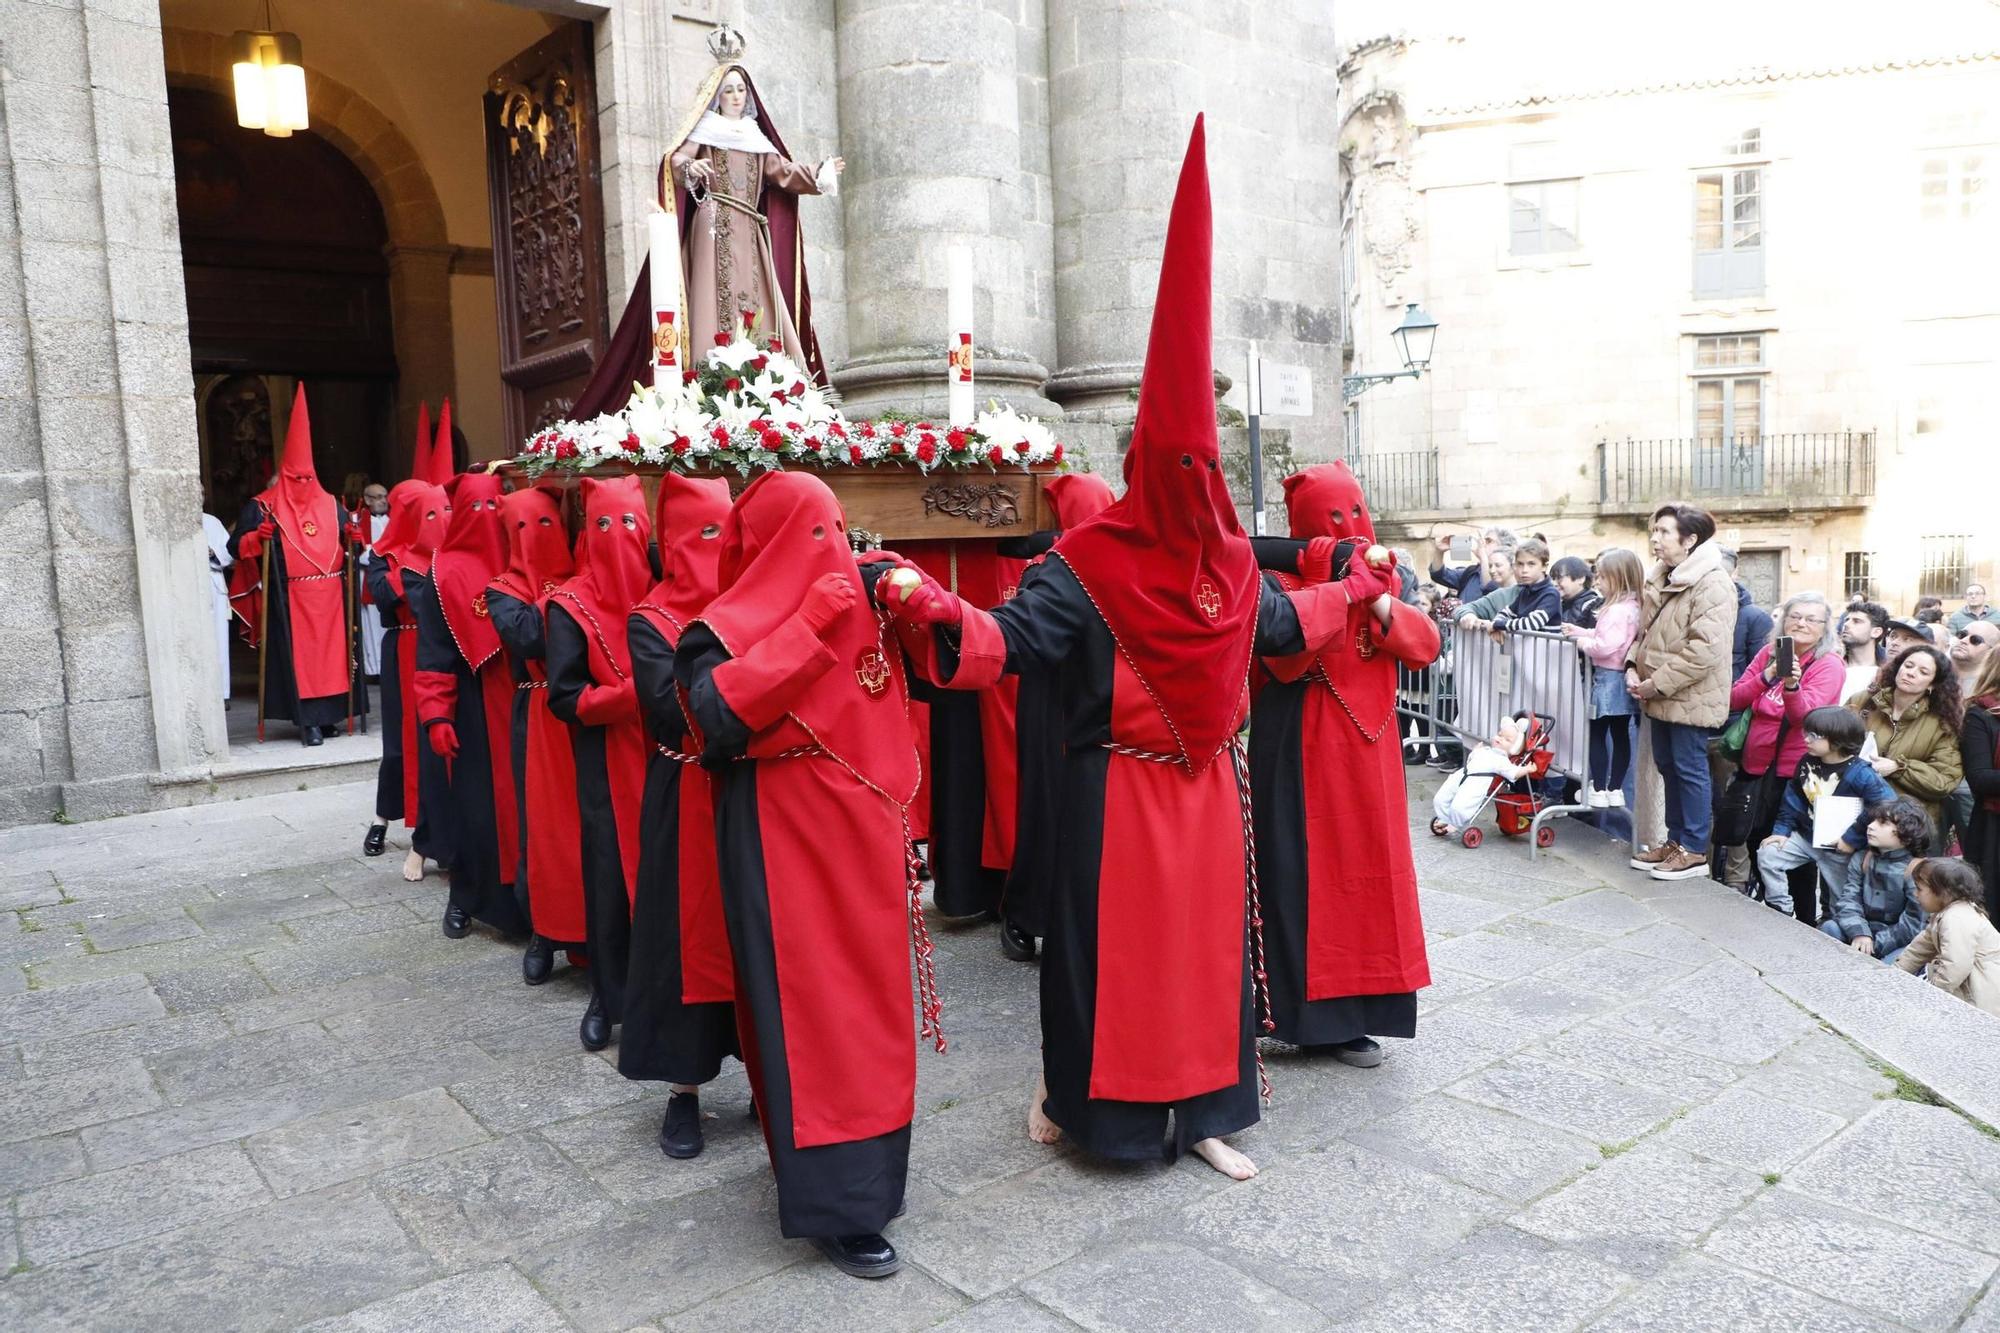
946,244 -> 974,427
648,208 -> 682,386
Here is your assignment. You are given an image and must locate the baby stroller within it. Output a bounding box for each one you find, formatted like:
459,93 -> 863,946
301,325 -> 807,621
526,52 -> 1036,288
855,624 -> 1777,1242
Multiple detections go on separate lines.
1429,712 -> 1558,850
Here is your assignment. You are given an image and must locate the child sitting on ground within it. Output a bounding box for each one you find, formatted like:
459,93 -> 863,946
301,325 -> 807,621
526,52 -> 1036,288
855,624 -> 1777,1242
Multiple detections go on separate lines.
1486,538 -> 1560,635
1896,857 -> 2000,1017
1431,713 -> 1537,836
1819,798 -> 1929,962
1757,706 -> 1897,921
1562,548 -> 1643,809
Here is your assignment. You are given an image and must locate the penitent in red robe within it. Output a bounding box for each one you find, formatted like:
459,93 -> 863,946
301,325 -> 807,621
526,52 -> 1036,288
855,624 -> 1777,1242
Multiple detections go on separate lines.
1251,463 -> 1438,1046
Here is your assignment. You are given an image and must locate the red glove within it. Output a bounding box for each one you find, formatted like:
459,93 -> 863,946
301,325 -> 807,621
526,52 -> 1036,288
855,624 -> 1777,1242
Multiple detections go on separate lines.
427,720 -> 460,760
1298,537 -> 1339,585
798,571 -> 857,638
239,518 -> 277,560
1340,551 -> 1397,604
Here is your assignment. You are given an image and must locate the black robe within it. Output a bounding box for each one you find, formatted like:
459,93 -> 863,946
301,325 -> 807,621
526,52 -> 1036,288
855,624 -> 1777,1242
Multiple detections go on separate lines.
911,683 -> 1004,919
406,571 -> 527,936
1001,558 -> 1061,938
488,587 -> 560,933
399,569 -> 445,864
362,555 -> 405,823
545,604 -> 634,1021
620,614 -> 738,1085
229,499 -> 367,733
944,560 -> 1315,1161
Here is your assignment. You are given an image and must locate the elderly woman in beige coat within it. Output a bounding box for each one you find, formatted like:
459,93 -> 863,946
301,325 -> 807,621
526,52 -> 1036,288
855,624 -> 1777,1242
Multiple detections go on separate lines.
1626,504 -> 1738,881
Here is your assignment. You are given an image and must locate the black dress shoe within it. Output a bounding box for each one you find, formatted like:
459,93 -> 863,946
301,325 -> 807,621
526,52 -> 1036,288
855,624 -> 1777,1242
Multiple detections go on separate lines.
522,935 -> 555,986
362,824 -> 387,857
578,992 -> 610,1051
441,904 -> 471,939
659,1091 -> 704,1159
999,920 -> 1037,962
1305,1036 -> 1384,1068
302,725 -> 324,747
811,1233 -> 900,1279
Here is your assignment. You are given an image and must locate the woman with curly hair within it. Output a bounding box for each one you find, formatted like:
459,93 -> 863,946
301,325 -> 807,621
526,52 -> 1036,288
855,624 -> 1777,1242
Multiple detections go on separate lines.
1848,643 -> 1964,838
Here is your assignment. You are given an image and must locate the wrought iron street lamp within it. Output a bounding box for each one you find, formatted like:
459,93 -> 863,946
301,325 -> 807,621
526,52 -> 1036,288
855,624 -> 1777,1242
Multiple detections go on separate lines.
1343,302 -> 1438,402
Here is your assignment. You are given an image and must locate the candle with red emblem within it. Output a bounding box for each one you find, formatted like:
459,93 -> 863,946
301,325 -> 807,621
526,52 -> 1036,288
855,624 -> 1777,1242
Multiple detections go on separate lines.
648,208 -> 682,385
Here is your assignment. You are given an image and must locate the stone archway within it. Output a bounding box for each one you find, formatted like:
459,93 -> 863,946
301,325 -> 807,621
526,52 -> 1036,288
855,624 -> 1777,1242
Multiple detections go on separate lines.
160,28 -> 456,460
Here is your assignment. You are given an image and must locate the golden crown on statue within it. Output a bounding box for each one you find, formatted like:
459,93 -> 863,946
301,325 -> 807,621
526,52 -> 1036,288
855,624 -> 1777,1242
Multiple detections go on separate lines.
707,25 -> 746,64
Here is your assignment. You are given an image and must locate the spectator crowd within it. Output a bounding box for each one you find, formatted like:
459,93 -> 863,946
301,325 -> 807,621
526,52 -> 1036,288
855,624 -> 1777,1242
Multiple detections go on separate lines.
1409,510 -> 2000,1019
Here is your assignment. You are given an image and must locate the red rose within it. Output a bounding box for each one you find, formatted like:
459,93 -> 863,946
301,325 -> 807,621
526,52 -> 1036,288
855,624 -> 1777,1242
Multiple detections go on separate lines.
916,421 -> 936,433
858,422 -> 876,439
762,429 -> 785,450
946,429 -> 969,449
771,390 -> 788,406
682,369 -> 698,385
829,422 -> 847,439
918,432 -> 937,454
713,332 -> 731,347
987,445 -> 1005,465
789,380 -> 806,398
848,444 -> 864,464
768,338 -> 782,353
622,432 -> 642,453
916,439 -> 938,464
671,435 -> 691,456
802,435 -> 821,453
724,378 -> 742,392
748,418 -> 770,433
710,425 -> 730,445
556,440 -> 577,459
750,355 -> 769,372
1053,442 -> 1065,463
1014,439 -> 1030,455
889,438 -> 906,456
889,422 -> 908,438
740,309 -> 756,331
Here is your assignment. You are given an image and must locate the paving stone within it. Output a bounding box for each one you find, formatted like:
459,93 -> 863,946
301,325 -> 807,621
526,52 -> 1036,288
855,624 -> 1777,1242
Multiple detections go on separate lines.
80,908 -> 204,953
1598,960 -> 1819,1065
1540,944 -> 1699,1000
223,972 -> 428,1034
663,1253 -> 970,1332
246,1087 -> 490,1197
1448,975 -> 1618,1040
909,1087 -> 1078,1198
27,923 -> 297,988
148,958 -> 275,1013
298,1263 -> 567,1333
908,1154 -> 1229,1300
1429,924 -> 1593,982
0,971 -> 164,1043
1178,1143 -> 1497,1307
537,1080 -> 766,1205
1511,1145 -> 1764,1277
0,1184 -> 436,1329
1783,1101 -> 2000,1249
1347,1096 -> 1601,1203
146,1020 -> 353,1105
1585,1254 -> 1897,1332
1445,1053 -> 1688,1145
284,903 -> 430,945
1411,887 -> 1517,936
1341,1225 -> 1632,1333
1536,1024 -> 1741,1101
450,1053 -> 650,1135
0,965 -> 25,998
17,1003 -> 229,1073
83,1040 -> 500,1171
376,1134 -> 619,1272
1653,1084 -> 1847,1176
0,1056 -> 159,1143
17,1141 -> 271,1264
925,1294 -> 1077,1333
1524,889 -> 1659,937
516,1181 -> 799,1330
1759,1026 -> 1896,1098
1607,922 -> 1727,966
1414,966 -> 1494,1014
0,869 -> 62,910
1702,1190 -> 1995,1329
0,1132 -> 88,1193
1962,1281 -> 2000,1332
1022,1240 -> 1326,1332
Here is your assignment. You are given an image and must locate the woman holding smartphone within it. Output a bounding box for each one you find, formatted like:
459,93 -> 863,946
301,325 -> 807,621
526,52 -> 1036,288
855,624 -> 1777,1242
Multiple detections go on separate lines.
1716,590 -> 1848,915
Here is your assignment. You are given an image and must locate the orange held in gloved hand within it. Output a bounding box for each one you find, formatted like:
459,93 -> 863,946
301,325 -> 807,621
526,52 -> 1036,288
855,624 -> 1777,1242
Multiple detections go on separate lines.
798,571 -> 856,638
1339,551 -> 1397,604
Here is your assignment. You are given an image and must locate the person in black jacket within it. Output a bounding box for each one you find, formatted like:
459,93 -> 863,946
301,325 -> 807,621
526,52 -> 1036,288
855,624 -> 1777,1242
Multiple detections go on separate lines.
1553,555 -> 1602,629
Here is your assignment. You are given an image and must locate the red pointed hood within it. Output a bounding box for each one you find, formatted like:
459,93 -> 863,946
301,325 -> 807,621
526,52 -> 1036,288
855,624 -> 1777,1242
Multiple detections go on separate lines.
635,471 -> 732,638
548,476 -> 651,681
431,472 -> 507,670
1045,472 -> 1116,529
256,383 -> 342,574
695,471 -> 918,804
372,480 -> 449,589
1051,115 -> 1258,771
419,399 -> 456,487
491,487 -> 574,606
1283,461 -> 1375,544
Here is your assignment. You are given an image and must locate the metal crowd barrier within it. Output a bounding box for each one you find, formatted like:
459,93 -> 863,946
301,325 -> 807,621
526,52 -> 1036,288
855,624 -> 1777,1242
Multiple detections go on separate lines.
1396,623 -> 1597,859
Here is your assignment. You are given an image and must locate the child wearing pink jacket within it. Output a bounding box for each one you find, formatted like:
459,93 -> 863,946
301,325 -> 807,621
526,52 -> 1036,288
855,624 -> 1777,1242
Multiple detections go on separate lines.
1562,549 -> 1644,807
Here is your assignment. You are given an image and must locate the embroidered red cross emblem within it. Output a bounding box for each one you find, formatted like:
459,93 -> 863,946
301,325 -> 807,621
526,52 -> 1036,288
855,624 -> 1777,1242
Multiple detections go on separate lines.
1195,578 -> 1221,621
301,519 -> 318,538
472,592 -> 489,619
856,649 -> 890,697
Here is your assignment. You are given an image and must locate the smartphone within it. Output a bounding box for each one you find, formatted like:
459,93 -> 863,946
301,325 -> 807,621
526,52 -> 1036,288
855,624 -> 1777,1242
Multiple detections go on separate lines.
1775,637 -> 1794,679
1449,535 -> 1473,562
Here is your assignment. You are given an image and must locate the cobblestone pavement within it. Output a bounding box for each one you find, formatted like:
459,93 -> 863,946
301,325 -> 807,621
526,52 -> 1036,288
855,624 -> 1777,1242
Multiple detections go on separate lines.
4,777 -> 2000,1331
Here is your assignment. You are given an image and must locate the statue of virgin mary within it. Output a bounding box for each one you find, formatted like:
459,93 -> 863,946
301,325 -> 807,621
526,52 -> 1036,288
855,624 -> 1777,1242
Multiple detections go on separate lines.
571,31 -> 841,419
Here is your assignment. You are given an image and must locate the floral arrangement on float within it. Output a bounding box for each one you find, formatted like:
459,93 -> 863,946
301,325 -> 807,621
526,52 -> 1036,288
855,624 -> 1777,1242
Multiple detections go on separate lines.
515,316 -> 1070,479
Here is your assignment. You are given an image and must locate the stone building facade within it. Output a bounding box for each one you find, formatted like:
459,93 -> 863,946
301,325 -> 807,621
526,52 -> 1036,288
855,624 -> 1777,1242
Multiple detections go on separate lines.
1337,5 -> 1999,615
0,0 -> 1343,825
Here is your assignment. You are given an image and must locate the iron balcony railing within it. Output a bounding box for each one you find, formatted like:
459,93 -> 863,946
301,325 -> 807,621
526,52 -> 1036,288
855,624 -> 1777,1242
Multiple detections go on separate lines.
1596,432 -> 1875,507
1349,448 -> 1441,514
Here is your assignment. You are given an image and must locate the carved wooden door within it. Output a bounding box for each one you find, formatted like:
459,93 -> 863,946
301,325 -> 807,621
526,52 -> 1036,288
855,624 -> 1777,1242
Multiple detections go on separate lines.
484,22 -> 609,450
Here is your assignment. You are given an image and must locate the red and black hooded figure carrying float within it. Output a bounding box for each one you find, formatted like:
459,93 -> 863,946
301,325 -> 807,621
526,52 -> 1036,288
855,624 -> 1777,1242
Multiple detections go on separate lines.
881,116 -> 1398,1161
1250,461 -> 1439,1050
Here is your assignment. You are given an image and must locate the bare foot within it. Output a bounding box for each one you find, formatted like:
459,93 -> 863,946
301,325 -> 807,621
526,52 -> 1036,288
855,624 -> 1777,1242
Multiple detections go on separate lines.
1191,1136 -> 1258,1180
1027,1072 -> 1062,1145
401,849 -> 425,883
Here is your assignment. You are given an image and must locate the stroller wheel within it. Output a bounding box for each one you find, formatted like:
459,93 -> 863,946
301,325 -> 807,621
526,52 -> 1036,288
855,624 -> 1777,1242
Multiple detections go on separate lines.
1460,826 -> 1484,849
1535,825 -> 1556,848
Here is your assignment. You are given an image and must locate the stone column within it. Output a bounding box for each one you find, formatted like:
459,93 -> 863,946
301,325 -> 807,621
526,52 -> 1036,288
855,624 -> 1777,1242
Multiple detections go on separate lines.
831,0 -> 1056,419
1042,0 -> 1203,424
